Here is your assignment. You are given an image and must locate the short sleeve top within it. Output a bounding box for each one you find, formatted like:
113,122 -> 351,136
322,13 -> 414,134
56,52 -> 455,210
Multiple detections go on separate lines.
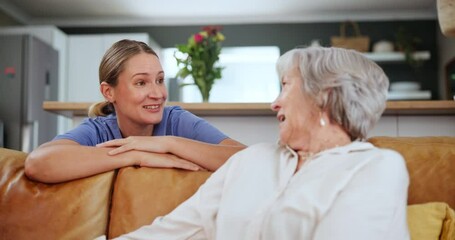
53,106 -> 228,146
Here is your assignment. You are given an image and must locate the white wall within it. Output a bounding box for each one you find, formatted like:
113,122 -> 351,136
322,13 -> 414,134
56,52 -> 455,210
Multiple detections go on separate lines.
205,115 -> 455,145
66,33 -> 151,102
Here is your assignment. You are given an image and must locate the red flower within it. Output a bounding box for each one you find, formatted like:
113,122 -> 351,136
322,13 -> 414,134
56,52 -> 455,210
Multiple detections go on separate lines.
202,25 -> 222,36
194,33 -> 204,43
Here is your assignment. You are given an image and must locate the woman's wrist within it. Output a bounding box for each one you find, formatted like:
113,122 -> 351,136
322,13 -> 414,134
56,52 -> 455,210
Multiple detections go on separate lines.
163,135 -> 179,154
114,150 -> 141,167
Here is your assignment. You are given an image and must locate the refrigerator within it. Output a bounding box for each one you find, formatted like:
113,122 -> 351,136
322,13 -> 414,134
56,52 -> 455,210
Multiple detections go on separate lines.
0,34 -> 59,152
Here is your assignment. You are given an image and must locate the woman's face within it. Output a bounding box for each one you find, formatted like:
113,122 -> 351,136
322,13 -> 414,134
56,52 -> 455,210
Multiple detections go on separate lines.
110,52 -> 167,128
271,67 -> 320,151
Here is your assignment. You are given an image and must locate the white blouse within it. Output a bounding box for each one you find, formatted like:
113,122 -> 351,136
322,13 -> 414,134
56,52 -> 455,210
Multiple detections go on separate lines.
111,141 -> 410,240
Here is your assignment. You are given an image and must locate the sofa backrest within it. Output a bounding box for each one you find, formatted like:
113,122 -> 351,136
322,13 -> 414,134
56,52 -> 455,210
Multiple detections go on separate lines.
108,167 -> 212,238
0,147 -> 115,240
1,136 -> 454,239
368,136 -> 455,208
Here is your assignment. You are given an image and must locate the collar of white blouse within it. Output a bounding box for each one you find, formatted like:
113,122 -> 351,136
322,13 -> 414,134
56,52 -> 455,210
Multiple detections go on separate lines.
282,140 -> 375,172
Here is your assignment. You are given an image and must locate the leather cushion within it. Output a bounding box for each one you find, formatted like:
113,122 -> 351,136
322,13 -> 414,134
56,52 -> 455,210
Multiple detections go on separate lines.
108,167 -> 212,238
368,137 -> 455,209
0,147 -> 115,240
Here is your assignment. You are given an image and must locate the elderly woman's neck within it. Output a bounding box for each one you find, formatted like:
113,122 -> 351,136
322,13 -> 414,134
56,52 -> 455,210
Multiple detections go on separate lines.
298,124 -> 351,160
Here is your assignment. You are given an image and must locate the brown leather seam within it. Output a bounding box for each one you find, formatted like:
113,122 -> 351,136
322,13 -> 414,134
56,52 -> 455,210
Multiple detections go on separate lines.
105,168 -> 120,238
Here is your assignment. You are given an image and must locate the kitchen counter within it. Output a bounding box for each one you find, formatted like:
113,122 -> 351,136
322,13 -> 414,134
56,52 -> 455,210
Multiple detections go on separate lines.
43,100 -> 455,117
44,100 -> 455,143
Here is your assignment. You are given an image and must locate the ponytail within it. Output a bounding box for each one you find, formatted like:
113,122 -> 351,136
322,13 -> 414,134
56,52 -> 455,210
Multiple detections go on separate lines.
88,101 -> 114,117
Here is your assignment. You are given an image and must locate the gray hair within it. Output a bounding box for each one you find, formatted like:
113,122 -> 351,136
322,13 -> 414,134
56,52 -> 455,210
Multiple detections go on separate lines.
276,47 -> 389,140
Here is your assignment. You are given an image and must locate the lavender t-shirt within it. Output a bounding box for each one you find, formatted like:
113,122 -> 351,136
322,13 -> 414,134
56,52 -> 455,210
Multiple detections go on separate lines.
54,106 -> 228,146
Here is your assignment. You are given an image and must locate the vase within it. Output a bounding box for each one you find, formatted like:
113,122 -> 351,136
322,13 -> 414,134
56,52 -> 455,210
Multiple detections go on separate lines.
198,84 -> 211,102
192,75 -> 214,102
201,91 -> 210,102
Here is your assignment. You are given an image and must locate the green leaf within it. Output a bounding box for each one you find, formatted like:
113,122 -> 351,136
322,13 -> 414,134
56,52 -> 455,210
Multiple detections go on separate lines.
175,68 -> 190,79
179,83 -> 195,88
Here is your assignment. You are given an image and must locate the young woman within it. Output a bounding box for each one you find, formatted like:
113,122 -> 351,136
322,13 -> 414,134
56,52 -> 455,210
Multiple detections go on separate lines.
25,39 -> 245,183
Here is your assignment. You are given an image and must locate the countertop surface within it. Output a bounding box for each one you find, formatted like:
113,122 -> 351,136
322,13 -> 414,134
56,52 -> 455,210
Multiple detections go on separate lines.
43,101 -> 455,117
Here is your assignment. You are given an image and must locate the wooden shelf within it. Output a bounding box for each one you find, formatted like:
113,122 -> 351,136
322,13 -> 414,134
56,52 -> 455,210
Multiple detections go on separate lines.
363,51 -> 430,63
385,100 -> 455,115
43,100 -> 455,117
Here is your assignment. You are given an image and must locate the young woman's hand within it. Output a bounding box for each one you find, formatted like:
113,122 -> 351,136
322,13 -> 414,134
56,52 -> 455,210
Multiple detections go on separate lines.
96,136 -> 171,155
128,151 -> 202,171
97,136 -> 244,172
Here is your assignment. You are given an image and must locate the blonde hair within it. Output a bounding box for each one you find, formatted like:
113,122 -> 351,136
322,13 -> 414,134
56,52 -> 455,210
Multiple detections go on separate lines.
88,39 -> 158,117
276,47 -> 389,140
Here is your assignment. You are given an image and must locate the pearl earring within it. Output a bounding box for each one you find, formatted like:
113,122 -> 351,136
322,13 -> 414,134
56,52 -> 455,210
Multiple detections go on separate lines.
319,112 -> 326,127
320,117 -> 326,127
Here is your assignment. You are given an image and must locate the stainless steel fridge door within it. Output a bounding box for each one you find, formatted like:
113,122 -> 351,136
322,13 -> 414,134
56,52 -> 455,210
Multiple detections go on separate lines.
0,34 -> 58,152
24,35 -> 59,151
0,120 -> 4,148
0,35 -> 25,151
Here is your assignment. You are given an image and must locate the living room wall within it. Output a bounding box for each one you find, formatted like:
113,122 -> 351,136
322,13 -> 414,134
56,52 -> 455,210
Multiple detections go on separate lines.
0,10 -> 20,26
61,20 -> 440,99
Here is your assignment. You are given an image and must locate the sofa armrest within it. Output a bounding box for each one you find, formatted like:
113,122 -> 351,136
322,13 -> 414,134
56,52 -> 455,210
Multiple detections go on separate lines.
0,147 -> 116,239
108,167 -> 212,238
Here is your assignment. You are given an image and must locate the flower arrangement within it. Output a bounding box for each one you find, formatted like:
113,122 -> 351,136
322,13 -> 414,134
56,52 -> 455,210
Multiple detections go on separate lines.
174,26 -> 225,102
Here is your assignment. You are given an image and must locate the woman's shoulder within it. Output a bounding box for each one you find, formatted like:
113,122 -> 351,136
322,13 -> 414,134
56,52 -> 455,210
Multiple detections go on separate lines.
228,142 -> 288,164
328,142 -> 408,178
367,146 -> 406,165
80,115 -> 119,131
55,114 -> 121,145
84,114 -> 117,124
347,141 -> 405,163
164,105 -> 184,113
361,145 -> 409,178
238,142 -> 283,154
162,105 -> 195,120
221,142 -> 290,177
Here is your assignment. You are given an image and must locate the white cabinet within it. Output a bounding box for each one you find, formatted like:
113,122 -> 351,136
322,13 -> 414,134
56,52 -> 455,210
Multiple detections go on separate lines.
363,51 -> 431,63
67,33 -> 152,102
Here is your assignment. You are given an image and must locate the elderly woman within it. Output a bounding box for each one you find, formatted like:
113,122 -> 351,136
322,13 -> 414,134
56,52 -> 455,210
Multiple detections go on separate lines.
100,47 -> 410,240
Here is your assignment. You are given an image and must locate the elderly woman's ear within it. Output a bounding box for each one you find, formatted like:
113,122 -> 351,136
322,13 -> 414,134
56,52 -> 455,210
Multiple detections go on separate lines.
318,88 -> 332,109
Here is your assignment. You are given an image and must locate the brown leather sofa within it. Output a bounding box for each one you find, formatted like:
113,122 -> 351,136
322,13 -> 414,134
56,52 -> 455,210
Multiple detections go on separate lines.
0,136 -> 454,239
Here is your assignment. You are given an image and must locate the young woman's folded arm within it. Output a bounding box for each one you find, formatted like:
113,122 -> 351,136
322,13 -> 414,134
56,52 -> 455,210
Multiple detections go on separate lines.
25,139 -> 201,183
